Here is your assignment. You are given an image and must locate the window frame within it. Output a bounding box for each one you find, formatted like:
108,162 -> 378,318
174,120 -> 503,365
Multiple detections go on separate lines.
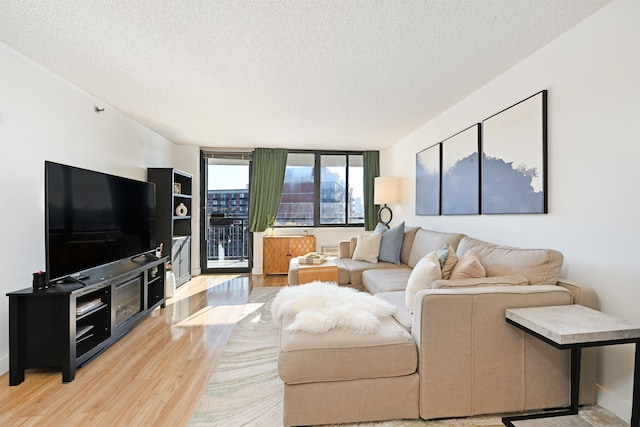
277,150 -> 365,228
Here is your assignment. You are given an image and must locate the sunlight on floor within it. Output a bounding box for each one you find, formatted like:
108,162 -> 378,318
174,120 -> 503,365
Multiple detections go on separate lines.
173,302 -> 265,328
165,274 -> 243,306
174,304 -> 246,327
240,303 -> 264,322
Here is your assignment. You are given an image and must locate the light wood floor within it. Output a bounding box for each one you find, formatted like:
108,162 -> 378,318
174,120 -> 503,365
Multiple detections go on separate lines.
0,273 -> 288,427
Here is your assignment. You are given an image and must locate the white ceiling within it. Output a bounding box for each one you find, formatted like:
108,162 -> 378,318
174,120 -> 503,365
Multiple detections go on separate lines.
0,0 -> 611,151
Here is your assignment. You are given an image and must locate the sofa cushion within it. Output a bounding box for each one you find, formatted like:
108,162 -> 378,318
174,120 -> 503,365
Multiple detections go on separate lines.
450,251 -> 486,280
431,274 -> 530,289
375,291 -> 413,332
375,222 -> 405,265
400,226 -> 420,265
352,233 -> 382,263
335,258 -> 406,288
408,229 -> 466,268
362,267 -> 413,294
406,252 -> 442,313
278,313 -> 417,384
456,237 -> 564,285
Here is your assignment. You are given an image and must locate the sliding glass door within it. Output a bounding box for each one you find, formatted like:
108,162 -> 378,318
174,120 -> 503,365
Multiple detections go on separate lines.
201,152 -> 252,273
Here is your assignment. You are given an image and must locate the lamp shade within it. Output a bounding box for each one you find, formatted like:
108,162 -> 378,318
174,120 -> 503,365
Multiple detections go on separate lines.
374,176 -> 399,205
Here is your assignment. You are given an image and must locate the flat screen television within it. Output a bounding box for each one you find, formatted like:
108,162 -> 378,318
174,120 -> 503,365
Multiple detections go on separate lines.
45,161 -> 156,283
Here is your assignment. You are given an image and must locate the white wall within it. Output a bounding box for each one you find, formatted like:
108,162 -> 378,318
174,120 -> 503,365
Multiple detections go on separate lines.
0,43 -> 199,374
386,0 -> 640,421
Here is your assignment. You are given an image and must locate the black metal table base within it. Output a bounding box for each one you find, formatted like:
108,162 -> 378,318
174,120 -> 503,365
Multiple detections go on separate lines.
502,348 -> 582,426
501,322 -> 639,427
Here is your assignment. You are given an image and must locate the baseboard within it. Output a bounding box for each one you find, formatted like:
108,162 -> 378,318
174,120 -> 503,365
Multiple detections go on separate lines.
252,268 -> 263,276
0,354 -> 8,377
596,383 -> 631,424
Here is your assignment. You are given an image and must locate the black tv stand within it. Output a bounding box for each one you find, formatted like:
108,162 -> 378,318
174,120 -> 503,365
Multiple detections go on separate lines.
7,256 -> 167,385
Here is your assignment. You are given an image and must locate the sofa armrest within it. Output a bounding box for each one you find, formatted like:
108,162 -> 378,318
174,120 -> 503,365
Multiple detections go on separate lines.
338,237 -> 358,259
410,285 -> 596,420
557,279 -> 599,309
338,240 -> 352,258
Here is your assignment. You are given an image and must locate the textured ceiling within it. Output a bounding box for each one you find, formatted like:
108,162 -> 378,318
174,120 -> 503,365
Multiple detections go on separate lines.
0,0 -> 611,150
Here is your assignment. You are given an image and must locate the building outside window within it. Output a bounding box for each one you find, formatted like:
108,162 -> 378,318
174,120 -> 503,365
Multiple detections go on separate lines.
276,152 -> 364,227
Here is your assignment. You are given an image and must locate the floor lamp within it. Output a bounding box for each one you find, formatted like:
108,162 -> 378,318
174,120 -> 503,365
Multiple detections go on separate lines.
374,177 -> 399,228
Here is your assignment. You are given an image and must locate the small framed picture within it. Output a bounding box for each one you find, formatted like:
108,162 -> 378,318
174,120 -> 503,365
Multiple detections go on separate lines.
173,182 -> 182,194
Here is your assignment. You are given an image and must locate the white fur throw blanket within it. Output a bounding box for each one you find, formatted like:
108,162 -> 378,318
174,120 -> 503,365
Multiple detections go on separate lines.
271,281 -> 396,334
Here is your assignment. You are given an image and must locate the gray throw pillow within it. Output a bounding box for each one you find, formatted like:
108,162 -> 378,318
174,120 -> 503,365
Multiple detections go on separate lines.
375,221 -> 405,265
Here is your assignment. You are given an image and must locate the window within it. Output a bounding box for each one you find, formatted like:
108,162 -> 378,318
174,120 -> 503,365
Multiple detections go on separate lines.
276,152 -> 364,227
277,153 -> 315,226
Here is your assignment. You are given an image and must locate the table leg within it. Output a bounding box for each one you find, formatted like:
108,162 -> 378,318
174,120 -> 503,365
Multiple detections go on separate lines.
62,364 -> 76,383
502,347 -> 581,426
8,296 -> 25,386
570,347 -> 582,415
632,343 -> 639,427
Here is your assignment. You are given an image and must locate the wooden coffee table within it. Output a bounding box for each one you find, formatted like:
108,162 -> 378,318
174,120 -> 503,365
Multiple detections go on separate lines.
297,257 -> 339,284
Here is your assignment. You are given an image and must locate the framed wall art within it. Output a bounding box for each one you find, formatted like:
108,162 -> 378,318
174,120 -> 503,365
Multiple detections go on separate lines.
416,143 -> 441,215
441,124 -> 480,215
482,90 -> 547,214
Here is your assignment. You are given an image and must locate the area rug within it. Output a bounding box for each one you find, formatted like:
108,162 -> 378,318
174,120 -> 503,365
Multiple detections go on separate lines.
188,287 -> 625,427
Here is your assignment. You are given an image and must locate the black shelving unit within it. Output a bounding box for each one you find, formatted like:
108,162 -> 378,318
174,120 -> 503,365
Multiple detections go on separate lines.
147,168 -> 192,287
7,256 -> 167,385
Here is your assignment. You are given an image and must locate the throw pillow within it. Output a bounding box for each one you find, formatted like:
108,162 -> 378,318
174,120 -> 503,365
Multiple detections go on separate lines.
405,251 -> 442,313
352,233 -> 382,263
436,243 -> 458,279
375,222 -> 405,265
449,250 -> 486,280
400,226 -> 419,265
431,274 -> 530,289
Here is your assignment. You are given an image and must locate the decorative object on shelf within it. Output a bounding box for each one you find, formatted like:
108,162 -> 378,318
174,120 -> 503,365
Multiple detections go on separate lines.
482,90 -> 547,214
441,123 -> 481,215
173,182 -> 182,194
175,202 -> 188,217
416,143 -> 441,216
32,271 -> 48,290
374,176 -> 399,227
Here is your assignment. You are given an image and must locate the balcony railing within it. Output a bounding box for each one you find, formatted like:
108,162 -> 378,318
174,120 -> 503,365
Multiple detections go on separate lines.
208,216 -> 248,261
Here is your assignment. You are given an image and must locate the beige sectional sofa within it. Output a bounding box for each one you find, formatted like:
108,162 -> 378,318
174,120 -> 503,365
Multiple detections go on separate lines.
279,226 -> 599,426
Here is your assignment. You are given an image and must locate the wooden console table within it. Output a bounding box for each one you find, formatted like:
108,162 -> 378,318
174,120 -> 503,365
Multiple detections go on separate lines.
503,304 -> 640,427
263,235 -> 315,276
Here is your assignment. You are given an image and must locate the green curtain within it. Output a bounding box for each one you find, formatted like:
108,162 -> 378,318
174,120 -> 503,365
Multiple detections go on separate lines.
248,148 -> 288,232
363,151 -> 380,231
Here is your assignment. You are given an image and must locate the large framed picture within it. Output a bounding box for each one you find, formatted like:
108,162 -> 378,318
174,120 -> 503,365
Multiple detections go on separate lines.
416,143 -> 441,215
441,124 -> 480,215
482,90 -> 547,214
